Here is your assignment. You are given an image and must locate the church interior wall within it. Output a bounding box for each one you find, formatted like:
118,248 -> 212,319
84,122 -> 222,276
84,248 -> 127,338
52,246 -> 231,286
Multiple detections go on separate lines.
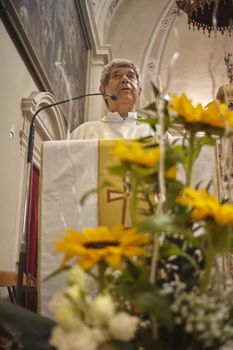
158,10 -> 232,106
0,0 -> 91,275
1,0 -> 233,299
0,19 -> 38,271
94,0 -> 233,108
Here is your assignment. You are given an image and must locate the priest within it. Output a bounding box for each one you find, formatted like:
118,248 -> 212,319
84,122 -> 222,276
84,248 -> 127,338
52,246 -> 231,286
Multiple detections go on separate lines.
71,58 -> 153,139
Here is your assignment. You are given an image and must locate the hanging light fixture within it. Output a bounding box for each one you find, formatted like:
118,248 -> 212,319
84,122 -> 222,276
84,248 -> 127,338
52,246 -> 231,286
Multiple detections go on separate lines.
176,0 -> 233,36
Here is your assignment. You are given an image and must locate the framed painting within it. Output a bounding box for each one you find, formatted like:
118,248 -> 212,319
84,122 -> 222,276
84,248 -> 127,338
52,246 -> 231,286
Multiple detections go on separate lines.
0,0 -> 90,128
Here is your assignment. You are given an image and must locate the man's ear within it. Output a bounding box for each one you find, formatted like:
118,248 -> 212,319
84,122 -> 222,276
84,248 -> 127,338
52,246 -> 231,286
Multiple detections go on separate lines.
99,86 -> 106,98
99,86 -> 109,107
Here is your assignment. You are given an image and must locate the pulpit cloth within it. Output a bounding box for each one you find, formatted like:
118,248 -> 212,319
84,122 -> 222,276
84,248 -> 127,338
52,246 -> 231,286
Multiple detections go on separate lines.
39,140 -> 99,316
39,139 -> 217,316
39,139 -> 138,316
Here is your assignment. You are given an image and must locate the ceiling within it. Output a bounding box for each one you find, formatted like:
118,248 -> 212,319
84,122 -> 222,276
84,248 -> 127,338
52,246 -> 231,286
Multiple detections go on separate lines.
88,0 -> 233,108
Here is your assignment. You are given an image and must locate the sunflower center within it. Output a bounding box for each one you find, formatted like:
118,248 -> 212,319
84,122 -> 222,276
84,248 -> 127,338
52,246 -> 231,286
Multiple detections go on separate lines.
84,241 -> 120,249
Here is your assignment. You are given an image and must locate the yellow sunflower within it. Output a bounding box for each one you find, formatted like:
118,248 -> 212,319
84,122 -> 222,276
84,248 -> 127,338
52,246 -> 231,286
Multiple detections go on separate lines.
54,225 -> 149,270
170,93 -> 233,128
111,140 -> 160,168
176,187 -> 233,226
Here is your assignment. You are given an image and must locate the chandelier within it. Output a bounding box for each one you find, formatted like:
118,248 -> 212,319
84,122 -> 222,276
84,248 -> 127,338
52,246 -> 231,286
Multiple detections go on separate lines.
176,0 -> 233,36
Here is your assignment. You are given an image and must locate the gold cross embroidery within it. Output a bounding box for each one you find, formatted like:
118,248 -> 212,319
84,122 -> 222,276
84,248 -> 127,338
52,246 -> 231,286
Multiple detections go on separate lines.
106,177 -> 148,228
107,178 -> 131,228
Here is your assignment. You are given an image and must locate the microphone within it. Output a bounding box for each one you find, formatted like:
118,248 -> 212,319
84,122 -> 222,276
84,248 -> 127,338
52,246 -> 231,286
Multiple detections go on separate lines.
27,92 -> 117,163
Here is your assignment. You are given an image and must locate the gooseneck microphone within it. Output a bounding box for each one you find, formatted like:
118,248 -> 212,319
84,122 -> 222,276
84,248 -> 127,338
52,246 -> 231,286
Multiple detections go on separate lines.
27,92 -> 117,163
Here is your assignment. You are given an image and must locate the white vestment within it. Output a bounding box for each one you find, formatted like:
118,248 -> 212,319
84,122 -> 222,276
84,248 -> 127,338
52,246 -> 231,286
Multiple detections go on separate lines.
71,111 -> 153,140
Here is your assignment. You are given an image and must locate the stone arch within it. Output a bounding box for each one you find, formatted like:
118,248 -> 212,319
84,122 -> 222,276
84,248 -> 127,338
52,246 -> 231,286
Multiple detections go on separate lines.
21,91 -> 67,167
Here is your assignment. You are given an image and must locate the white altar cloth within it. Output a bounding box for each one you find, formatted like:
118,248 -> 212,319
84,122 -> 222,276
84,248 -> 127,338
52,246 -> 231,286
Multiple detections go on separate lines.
39,140 -> 99,316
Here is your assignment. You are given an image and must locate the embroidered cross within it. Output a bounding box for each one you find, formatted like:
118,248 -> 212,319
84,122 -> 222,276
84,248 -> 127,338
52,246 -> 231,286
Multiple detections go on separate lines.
107,177 -> 146,228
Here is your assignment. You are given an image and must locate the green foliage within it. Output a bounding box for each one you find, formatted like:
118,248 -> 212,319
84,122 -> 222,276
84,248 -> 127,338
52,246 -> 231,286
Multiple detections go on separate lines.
138,213 -> 193,238
117,262 -> 173,330
0,300 -> 55,350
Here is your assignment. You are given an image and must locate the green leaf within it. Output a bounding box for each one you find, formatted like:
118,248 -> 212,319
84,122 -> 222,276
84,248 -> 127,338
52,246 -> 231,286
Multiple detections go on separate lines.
191,135 -> 215,164
195,134 -> 216,148
138,117 -> 159,126
207,222 -> 233,255
0,300 -> 55,350
80,187 -> 97,205
168,144 -> 188,165
137,327 -> 161,350
160,245 -> 199,271
120,284 -> 173,330
126,259 -> 142,280
136,292 -> 173,330
164,180 -> 184,210
151,83 -> 160,98
138,214 -> 192,237
108,164 -> 128,177
144,102 -> 157,112
143,84 -> 161,112
106,340 -> 135,350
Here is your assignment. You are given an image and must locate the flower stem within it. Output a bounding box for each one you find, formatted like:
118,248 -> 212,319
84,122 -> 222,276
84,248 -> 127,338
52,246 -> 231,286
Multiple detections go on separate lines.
150,98 -> 165,285
130,175 -> 138,227
98,262 -> 107,292
186,130 -> 195,187
200,245 -> 214,293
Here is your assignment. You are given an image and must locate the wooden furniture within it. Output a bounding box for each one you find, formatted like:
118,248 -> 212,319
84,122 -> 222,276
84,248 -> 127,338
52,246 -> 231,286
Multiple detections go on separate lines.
0,271 -> 26,303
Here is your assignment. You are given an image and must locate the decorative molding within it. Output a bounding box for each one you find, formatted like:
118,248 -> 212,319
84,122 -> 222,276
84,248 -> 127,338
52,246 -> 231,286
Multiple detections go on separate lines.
20,91 -> 67,167
105,0 -> 122,27
141,1 -> 178,103
87,0 -> 123,47
83,0 -> 112,62
145,58 -> 159,76
87,0 -> 98,11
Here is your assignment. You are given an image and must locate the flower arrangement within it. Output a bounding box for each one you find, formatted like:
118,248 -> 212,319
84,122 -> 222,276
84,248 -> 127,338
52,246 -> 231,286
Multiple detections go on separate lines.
1,88 -> 233,350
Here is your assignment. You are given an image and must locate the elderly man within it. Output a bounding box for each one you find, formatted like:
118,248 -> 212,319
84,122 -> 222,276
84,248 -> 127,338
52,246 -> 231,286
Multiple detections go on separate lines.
71,58 -> 153,139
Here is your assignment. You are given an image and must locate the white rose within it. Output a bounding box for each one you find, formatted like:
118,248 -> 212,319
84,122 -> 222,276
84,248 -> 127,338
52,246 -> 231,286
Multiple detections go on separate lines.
49,325 -> 106,350
67,265 -> 86,291
88,294 -> 115,326
108,312 -> 139,342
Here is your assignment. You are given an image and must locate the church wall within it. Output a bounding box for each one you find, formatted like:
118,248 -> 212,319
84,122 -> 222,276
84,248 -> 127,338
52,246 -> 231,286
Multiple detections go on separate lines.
0,0 -> 114,275
0,19 -> 38,272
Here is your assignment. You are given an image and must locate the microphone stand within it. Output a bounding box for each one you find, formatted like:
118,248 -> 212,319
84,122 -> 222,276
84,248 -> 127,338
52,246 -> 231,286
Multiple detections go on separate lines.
16,92 -> 116,306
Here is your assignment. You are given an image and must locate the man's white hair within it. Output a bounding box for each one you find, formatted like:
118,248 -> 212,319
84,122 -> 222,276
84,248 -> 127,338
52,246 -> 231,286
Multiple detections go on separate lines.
100,58 -> 141,88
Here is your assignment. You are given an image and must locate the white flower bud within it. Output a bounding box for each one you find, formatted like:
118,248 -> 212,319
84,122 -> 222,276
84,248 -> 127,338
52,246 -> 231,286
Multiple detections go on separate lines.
56,306 -> 83,331
67,265 -> 86,291
108,312 -> 139,341
66,284 -> 82,305
88,294 -> 115,326
49,325 -> 105,350
49,290 -> 70,313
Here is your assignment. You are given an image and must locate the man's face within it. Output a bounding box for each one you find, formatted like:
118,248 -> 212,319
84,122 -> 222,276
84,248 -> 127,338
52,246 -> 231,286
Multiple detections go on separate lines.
100,66 -> 141,115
